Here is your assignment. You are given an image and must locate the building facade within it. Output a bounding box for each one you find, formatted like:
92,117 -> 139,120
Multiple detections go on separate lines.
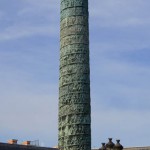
0,142 -> 57,150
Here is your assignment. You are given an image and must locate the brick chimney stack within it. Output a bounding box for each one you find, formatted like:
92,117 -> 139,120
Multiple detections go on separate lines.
8,139 -> 18,144
22,141 -> 31,146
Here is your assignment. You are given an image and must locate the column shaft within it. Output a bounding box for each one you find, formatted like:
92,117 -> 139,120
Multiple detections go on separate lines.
59,1 -> 91,150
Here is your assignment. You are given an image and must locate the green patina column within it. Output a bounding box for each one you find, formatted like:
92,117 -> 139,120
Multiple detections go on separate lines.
59,0 -> 91,150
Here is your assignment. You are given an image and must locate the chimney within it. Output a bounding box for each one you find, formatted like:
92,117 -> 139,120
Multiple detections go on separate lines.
8,139 -> 18,144
22,141 -> 31,146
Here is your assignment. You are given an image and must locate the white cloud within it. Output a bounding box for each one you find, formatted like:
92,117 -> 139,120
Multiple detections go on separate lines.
91,57 -> 150,110
0,69 -> 58,146
0,24 -> 57,41
89,0 -> 150,27
0,0 -> 59,41
0,94 -> 58,130
18,0 -> 59,22
22,0 -> 58,9
1,0 -> 150,148
90,39 -> 150,54
92,109 -> 150,147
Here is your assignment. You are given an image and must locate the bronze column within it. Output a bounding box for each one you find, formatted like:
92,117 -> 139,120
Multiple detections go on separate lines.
59,0 -> 91,150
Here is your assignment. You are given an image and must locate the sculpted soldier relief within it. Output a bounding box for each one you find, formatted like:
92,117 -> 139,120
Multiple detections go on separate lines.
60,64 -> 89,76
60,16 -> 88,30
61,0 -> 88,11
59,82 -> 90,97
64,135 -> 90,146
59,124 -> 90,137
60,34 -> 88,48
59,73 -> 89,87
67,124 -> 91,135
63,145 -> 91,150
59,104 -> 90,117
60,53 -> 89,68
59,93 -> 89,107
60,53 -> 89,63
60,63 -> 89,79
58,137 -> 63,143
59,116 -> 90,129
60,44 -> 89,58
59,0 -> 91,149
61,7 -> 88,21
64,145 -> 91,150
60,25 -> 88,39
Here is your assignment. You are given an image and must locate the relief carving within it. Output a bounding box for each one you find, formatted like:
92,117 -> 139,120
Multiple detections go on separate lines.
61,0 -> 88,11
60,34 -> 88,48
59,114 -> 91,128
59,93 -> 89,108
61,7 -> 88,21
59,105 -> 90,117
68,114 -> 90,124
60,25 -> 88,39
59,82 -> 90,97
60,53 -> 89,68
67,124 -> 91,135
60,44 -> 89,58
65,144 -> 91,150
59,0 -> 91,150
64,135 -> 91,146
60,64 -> 89,76
59,73 -> 89,87
60,16 -> 88,30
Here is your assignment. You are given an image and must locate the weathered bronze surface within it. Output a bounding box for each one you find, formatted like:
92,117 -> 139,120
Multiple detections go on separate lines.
59,0 -> 91,150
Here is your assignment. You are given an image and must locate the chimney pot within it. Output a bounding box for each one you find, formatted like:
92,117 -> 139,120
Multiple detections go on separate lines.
22,141 -> 31,145
8,139 -> 18,144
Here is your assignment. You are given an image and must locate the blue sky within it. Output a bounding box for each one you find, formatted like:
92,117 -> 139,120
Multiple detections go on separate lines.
0,0 -> 150,148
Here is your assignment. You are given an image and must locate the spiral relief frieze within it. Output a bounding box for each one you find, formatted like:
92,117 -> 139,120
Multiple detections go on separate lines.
59,0 -> 91,150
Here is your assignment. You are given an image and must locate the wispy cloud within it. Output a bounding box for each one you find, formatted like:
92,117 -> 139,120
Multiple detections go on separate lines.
0,0 -> 59,41
0,0 -> 150,148
0,25 -> 57,41
91,57 -> 150,108
92,109 -> 150,147
90,0 -> 150,27
20,0 -> 59,12
0,68 -> 58,146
